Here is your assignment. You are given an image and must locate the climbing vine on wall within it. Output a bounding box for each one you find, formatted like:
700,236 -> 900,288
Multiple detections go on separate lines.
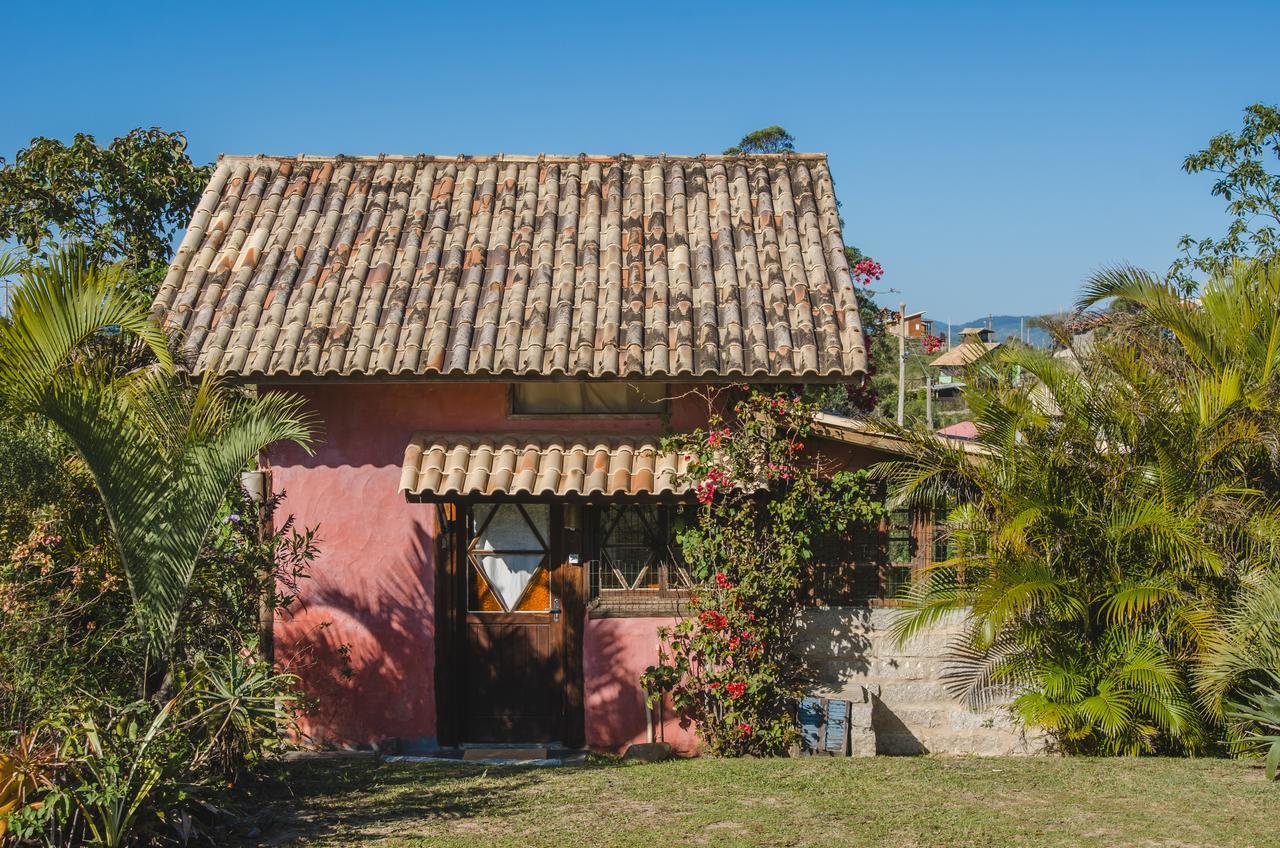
644,389 -> 883,756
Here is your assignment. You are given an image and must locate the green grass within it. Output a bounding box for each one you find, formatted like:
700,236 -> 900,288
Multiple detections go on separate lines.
242,755 -> 1274,847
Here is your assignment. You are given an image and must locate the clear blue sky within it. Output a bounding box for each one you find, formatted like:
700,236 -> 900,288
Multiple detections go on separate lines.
7,0 -> 1279,322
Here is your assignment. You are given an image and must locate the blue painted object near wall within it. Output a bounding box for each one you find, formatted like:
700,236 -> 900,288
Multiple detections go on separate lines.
798,697 -> 851,756
798,698 -> 824,752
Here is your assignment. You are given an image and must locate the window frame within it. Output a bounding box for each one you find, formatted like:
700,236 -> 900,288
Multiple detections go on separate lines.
585,503 -> 694,618
507,382 -> 671,419
802,504 -> 945,609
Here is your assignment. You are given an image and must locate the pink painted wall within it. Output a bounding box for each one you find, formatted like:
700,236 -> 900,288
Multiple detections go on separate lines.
266,381 -> 707,749
584,617 -> 700,754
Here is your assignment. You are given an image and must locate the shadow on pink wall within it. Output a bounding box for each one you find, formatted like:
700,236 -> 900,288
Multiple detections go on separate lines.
584,617 -> 699,755
272,466 -> 439,747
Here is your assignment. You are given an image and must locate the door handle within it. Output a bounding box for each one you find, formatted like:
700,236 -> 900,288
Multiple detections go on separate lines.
551,596 -> 561,622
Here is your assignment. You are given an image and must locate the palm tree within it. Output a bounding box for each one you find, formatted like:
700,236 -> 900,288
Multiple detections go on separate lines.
0,246 -> 314,695
876,264 -> 1280,753
1078,260 -> 1280,412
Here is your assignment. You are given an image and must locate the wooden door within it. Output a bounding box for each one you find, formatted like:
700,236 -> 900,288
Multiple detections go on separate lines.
458,502 -> 568,743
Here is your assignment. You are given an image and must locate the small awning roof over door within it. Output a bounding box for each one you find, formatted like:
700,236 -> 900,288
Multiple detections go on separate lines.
399,433 -> 693,499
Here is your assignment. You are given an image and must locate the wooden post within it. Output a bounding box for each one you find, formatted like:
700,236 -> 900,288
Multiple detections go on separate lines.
925,372 -> 934,430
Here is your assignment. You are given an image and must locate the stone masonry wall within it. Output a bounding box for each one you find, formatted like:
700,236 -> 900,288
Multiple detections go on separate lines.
795,607 -> 1042,755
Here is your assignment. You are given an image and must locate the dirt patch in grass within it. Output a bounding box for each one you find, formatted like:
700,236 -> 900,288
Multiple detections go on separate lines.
235,756 -> 1274,848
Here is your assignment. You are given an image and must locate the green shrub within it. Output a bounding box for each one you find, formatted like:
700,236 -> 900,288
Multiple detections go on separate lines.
177,650 -> 298,784
1225,671 -> 1280,781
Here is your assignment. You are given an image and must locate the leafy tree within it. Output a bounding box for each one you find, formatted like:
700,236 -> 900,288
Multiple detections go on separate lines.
1174,104 -> 1280,279
878,261 -> 1280,754
723,125 -> 796,155
0,246 -> 313,696
0,129 -> 210,276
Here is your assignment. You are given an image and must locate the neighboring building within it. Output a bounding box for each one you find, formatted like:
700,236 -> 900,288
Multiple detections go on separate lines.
936,420 -> 979,441
929,326 -> 1001,388
154,153 -> 1032,757
889,309 -> 933,340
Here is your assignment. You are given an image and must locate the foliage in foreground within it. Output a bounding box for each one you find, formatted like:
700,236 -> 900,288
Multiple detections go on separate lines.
878,260 -> 1280,755
4,652 -> 296,846
0,246 -> 314,694
0,247 -> 322,842
1226,670 -> 1280,781
647,390 -> 883,755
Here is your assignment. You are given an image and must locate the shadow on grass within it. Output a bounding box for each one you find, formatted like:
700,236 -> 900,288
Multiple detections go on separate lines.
232,757 -> 622,845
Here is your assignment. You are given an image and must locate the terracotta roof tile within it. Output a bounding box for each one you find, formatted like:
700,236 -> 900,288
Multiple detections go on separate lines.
154,154 -> 867,380
399,433 -> 691,498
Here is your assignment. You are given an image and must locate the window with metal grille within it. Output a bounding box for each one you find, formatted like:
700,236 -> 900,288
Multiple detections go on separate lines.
882,507 -> 918,600
588,504 -> 692,614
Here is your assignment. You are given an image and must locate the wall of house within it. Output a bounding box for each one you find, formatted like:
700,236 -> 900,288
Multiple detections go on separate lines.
795,607 -> 1039,755
266,383 -> 1031,756
266,381 -> 707,750
583,617 -> 700,754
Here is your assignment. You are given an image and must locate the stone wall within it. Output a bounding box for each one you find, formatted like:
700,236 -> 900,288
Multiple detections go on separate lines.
795,607 -> 1041,756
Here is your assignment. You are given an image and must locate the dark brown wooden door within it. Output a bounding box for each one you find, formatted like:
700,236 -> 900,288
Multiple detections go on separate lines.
458,502 -> 567,743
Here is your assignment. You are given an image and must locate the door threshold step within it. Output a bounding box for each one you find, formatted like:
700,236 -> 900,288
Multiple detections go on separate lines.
462,746 -> 550,760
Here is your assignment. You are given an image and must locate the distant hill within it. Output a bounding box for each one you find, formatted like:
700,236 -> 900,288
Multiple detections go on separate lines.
944,314 -> 1057,348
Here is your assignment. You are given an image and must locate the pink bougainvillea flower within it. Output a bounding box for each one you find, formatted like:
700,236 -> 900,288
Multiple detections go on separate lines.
852,258 -> 884,286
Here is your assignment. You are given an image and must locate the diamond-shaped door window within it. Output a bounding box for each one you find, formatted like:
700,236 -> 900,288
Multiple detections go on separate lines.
468,503 -> 550,612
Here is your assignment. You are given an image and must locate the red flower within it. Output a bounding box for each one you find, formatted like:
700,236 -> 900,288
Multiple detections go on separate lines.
726,682 -> 747,699
737,722 -> 752,736
699,610 -> 728,631
715,571 -> 732,589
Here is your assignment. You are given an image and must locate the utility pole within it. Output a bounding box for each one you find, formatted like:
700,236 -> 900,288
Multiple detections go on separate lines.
897,301 -> 906,426
925,371 -> 934,430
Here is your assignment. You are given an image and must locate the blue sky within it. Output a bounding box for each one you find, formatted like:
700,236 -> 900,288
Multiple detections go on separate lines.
7,0 -> 1279,322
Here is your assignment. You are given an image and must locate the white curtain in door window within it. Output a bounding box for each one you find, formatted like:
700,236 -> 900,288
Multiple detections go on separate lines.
473,503 -> 549,610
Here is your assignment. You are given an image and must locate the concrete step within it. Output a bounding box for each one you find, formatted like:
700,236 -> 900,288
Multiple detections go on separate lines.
462,746 -> 551,760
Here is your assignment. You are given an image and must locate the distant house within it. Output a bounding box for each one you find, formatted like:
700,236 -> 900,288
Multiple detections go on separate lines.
929,326 -> 1000,385
936,420 -> 979,441
890,309 -> 933,340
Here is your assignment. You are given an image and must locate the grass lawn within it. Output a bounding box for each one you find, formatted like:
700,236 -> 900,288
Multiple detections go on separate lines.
243,755 -> 1273,847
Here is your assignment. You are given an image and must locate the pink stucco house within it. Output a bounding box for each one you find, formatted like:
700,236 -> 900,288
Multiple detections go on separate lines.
152,152 -> 880,754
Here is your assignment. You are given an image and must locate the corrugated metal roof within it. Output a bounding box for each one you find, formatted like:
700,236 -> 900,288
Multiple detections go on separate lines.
152,154 -> 867,381
399,433 -> 692,498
